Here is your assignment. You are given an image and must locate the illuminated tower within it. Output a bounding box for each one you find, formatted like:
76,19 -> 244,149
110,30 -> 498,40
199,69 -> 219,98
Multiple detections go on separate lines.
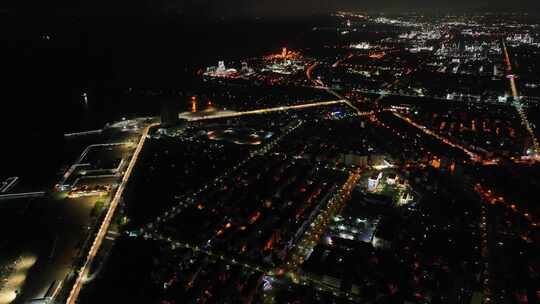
191,96 -> 198,113
217,61 -> 226,73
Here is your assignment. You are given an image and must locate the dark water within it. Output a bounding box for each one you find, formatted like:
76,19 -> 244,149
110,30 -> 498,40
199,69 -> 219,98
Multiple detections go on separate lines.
0,14 -> 319,185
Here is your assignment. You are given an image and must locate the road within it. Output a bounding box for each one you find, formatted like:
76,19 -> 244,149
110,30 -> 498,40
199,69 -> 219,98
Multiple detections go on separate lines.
283,169 -> 360,272
65,122 -> 158,304
391,112 -> 482,162
142,120 -> 305,233
182,100 -> 373,121
143,169 -> 363,304
502,40 -> 540,155
260,169 -> 362,304
304,60 -> 372,117
181,100 -> 372,122
306,62 -> 324,87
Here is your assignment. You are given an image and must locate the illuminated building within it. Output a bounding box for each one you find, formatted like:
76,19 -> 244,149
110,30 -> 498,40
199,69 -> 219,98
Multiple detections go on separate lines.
240,61 -> 254,75
264,47 -> 302,61
349,42 -> 371,49
204,61 -> 238,78
372,235 -> 392,249
398,192 -> 414,206
217,61 -> 225,73
191,96 -> 198,113
367,172 -> 382,192
386,174 -> 397,185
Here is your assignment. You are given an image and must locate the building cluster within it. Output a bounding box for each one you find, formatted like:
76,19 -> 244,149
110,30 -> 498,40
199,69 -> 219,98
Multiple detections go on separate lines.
56,143 -> 128,192
77,12 -> 540,304
204,61 -> 240,78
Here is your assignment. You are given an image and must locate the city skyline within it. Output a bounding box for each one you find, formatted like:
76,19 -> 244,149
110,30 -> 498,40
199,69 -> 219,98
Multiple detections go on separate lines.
0,7 -> 539,304
4,0 -> 540,17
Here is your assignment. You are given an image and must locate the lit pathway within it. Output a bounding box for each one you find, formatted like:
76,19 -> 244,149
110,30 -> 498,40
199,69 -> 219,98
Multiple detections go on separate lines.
391,112 -> 482,162
66,122 -> 159,304
183,100 -> 372,121
281,169 -> 361,274
304,58 -> 373,117
502,40 -> 540,155
262,169 -> 362,303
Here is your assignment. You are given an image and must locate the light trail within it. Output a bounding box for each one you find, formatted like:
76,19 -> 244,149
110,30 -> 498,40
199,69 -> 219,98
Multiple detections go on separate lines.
475,183 -> 537,227
392,112 -> 482,162
477,193 -> 491,304
305,62 -> 324,87
305,56 -> 373,117
473,182 -> 538,303
183,100 -> 372,121
65,123 -> 158,304
259,170 -> 362,303
282,169 -> 360,274
502,40 -> 540,155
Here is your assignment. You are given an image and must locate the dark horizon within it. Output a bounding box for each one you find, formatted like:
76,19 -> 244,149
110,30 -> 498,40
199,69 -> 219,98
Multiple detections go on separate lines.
3,0 -> 540,18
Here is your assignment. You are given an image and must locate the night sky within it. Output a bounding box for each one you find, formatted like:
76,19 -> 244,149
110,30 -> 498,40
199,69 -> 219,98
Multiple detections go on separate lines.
3,0 -> 540,17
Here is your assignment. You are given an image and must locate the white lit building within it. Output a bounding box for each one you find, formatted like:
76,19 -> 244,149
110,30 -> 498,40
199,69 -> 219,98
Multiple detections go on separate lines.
398,192 -> 414,206
204,61 -> 238,78
367,172 -> 383,192
386,174 -> 398,185
350,42 -> 372,49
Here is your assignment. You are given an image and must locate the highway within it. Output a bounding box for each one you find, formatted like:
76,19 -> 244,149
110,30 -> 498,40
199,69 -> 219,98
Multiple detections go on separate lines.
65,122 -> 158,304
182,100 -> 372,122
502,40 -> 540,155
304,60 -> 372,117
184,100 -> 341,121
